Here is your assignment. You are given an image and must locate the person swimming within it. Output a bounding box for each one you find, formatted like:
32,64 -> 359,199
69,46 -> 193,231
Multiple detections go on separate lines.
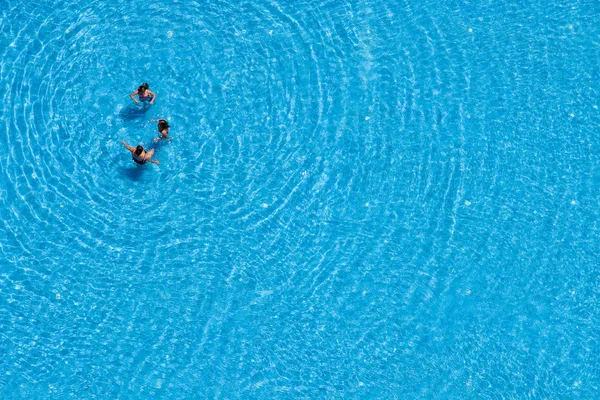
122,140 -> 160,165
151,119 -> 170,142
130,83 -> 156,105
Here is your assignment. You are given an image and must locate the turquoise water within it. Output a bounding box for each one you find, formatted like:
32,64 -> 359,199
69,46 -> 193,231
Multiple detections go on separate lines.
1,0 -> 599,398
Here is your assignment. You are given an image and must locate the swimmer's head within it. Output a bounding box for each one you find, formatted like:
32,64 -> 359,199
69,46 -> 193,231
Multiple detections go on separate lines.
138,82 -> 149,92
134,145 -> 144,155
158,119 -> 170,131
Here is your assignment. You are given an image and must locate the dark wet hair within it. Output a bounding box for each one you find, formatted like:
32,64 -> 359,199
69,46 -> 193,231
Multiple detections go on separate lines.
158,119 -> 170,132
138,82 -> 149,92
134,145 -> 144,155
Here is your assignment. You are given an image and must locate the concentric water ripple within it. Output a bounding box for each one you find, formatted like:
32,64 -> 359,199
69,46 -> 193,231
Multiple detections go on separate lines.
1,0 -> 599,397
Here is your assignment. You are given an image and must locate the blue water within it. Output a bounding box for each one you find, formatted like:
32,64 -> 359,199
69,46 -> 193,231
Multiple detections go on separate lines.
1,0 -> 599,398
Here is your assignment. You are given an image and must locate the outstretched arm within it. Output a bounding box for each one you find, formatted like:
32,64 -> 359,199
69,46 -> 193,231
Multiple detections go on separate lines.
142,148 -> 159,164
129,91 -> 140,104
122,140 -> 135,153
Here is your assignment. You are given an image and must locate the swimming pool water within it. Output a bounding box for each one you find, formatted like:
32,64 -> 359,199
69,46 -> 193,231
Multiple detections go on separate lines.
1,0 -> 599,398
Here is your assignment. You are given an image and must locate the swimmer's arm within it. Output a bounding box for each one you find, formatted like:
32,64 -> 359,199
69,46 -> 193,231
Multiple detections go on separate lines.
148,90 -> 157,104
143,150 -> 159,164
129,91 -> 140,104
121,140 -> 135,153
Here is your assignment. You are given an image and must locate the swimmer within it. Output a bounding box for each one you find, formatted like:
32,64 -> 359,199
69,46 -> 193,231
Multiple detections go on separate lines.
151,119 -> 170,142
130,83 -> 156,105
122,140 -> 160,165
